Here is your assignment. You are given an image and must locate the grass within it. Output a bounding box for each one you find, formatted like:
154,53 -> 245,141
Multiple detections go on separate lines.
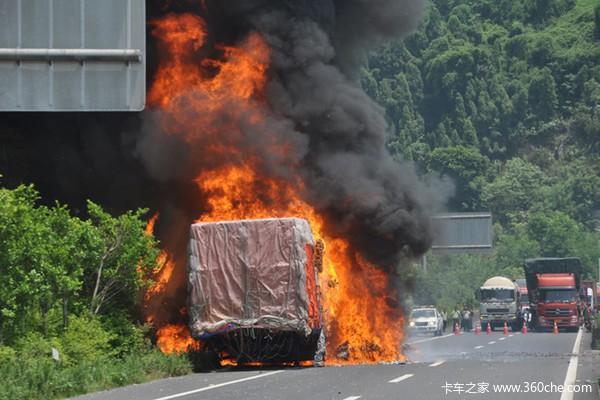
0,349 -> 192,400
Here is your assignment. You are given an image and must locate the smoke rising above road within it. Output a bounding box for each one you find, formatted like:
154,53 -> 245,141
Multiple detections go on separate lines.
137,0 -> 441,269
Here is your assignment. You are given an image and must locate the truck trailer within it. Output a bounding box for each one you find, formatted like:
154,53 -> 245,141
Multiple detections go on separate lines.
187,218 -> 325,365
523,258 -> 583,332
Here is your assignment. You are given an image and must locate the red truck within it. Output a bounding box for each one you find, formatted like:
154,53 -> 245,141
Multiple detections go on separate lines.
524,258 -> 583,332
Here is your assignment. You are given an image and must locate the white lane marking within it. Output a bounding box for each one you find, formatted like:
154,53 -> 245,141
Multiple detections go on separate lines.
499,337 -> 506,341
389,374 -> 414,383
343,397 -> 361,400
508,334 -> 514,337
488,341 -> 496,344
559,328 -> 583,400
406,334 -> 453,345
151,370 -> 284,400
474,345 -> 484,349
429,360 -> 445,367
515,332 -> 521,335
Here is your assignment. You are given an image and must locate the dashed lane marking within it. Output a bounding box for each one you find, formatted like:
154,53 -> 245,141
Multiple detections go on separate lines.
389,374 -> 414,383
429,360 -> 445,367
488,341 -> 496,344
342,397 -> 361,400
499,337 -> 506,341
474,345 -> 484,349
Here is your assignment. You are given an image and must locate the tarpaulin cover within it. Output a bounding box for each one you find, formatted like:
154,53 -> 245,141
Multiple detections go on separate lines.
188,218 -> 322,338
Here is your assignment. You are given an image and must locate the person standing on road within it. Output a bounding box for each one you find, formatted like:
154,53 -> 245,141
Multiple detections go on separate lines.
461,308 -> 471,332
467,308 -> 473,331
440,309 -> 448,332
582,303 -> 592,332
522,307 -> 531,328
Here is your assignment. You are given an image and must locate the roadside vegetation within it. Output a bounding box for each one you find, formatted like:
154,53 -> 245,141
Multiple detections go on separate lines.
360,0 -> 600,308
0,182 -> 191,400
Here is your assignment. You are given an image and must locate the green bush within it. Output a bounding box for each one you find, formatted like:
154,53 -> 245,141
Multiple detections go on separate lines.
14,332 -> 62,360
0,346 -> 16,364
101,313 -> 152,356
59,315 -> 116,366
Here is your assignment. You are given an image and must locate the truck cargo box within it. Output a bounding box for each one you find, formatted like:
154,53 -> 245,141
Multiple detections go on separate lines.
524,258 -> 582,294
188,218 -> 322,339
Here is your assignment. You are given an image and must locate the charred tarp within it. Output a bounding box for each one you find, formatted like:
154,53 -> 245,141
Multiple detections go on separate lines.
188,218 -> 325,363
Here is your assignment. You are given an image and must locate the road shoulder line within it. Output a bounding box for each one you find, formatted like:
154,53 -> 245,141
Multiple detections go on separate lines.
559,328 -> 583,400
151,370 -> 284,400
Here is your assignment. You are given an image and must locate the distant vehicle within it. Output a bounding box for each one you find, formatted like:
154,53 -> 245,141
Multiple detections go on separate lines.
524,258 -> 583,332
479,276 -> 521,331
515,278 -> 529,307
408,307 -> 444,336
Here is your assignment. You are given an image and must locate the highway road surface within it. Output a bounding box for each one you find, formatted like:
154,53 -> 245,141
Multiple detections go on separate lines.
73,328 -> 599,400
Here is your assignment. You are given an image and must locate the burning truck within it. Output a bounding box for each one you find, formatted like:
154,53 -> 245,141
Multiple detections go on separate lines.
187,218 -> 326,364
142,0 -> 434,365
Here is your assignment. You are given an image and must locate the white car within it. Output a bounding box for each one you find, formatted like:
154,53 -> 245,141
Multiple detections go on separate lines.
409,307 -> 444,336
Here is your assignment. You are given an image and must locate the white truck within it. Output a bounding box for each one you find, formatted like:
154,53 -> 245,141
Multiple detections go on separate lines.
479,276 -> 521,331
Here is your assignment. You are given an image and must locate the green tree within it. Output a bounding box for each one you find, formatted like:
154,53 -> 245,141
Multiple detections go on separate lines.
0,184 -> 42,342
86,202 -> 159,315
0,182 -> 160,344
429,146 -> 492,210
594,3 -> 600,39
494,224 -> 541,274
528,67 -> 558,122
527,211 -> 581,257
544,162 -> 600,227
482,158 -> 549,223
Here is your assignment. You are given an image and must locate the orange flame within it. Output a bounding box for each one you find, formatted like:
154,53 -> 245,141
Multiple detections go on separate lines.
156,324 -> 201,354
145,11 -> 404,364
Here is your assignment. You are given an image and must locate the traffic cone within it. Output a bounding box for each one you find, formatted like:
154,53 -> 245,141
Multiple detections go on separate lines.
553,321 -> 558,334
522,324 -> 527,335
454,323 -> 460,335
503,321 -> 508,335
486,322 -> 491,335
475,325 -> 481,335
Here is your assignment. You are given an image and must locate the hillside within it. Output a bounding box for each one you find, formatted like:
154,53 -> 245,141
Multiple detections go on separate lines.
361,0 -> 600,305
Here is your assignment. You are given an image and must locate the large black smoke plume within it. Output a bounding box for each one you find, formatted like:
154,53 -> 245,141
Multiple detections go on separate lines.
137,0 -> 444,269
0,0 -> 447,275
